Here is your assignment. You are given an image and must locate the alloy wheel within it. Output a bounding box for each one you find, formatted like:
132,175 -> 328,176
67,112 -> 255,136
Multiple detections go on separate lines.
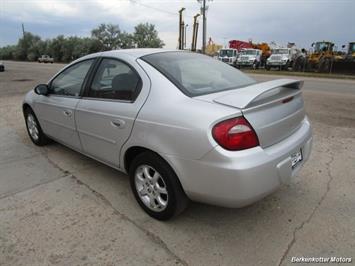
27,114 -> 39,141
134,165 -> 168,212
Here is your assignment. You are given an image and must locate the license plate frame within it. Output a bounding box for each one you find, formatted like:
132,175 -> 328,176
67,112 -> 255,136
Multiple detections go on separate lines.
291,149 -> 303,169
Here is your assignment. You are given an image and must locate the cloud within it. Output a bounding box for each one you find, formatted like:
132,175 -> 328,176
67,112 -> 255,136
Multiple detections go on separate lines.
1,0 -> 354,49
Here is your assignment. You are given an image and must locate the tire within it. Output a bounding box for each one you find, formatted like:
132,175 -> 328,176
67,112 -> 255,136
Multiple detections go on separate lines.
318,58 -> 331,73
252,61 -> 257,70
24,108 -> 50,146
282,61 -> 290,71
129,152 -> 189,220
265,65 -> 271,71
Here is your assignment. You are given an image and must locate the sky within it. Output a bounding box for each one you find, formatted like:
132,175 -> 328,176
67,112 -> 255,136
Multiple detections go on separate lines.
1,0 -> 354,50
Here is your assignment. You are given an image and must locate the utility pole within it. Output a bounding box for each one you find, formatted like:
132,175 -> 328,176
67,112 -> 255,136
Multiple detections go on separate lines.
184,24 -> 188,49
198,0 -> 212,54
178,8 -> 185,50
191,14 -> 200,51
22,23 -> 25,38
201,0 -> 206,53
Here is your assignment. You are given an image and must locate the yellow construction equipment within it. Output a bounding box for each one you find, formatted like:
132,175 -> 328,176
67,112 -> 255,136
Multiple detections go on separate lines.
344,42 -> 355,61
205,37 -> 222,56
304,41 -> 355,73
306,41 -> 343,72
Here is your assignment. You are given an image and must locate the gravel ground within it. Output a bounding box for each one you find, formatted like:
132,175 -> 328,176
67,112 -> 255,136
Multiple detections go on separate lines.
0,60 -> 354,266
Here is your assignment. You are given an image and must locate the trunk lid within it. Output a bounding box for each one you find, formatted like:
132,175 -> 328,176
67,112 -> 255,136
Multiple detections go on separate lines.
208,79 -> 305,148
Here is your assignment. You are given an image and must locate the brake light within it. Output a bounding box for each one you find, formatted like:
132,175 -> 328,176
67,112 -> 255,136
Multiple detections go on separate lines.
212,117 -> 259,150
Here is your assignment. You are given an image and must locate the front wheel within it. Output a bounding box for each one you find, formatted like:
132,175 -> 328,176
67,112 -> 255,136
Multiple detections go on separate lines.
129,152 -> 189,220
24,108 -> 50,146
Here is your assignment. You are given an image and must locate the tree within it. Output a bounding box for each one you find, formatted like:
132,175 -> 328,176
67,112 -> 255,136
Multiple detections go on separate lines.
133,23 -> 164,48
120,32 -> 134,49
91,23 -> 121,50
48,35 -> 65,62
0,45 -> 17,60
16,32 -> 42,60
0,22 -> 164,62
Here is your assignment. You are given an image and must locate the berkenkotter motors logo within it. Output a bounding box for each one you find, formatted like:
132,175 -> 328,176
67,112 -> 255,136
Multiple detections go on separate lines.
291,257 -> 352,263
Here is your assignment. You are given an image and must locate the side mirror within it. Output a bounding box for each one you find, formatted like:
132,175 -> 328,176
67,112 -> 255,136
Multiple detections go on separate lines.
34,84 -> 49,95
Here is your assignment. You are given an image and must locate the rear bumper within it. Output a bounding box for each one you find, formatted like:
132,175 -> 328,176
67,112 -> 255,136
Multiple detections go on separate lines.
166,117 -> 312,208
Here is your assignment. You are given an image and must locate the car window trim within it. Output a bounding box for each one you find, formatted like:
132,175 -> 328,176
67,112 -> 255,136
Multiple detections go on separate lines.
82,56 -> 142,103
47,58 -> 98,98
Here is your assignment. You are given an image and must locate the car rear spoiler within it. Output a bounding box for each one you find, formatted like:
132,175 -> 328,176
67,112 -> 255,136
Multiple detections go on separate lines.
213,79 -> 304,109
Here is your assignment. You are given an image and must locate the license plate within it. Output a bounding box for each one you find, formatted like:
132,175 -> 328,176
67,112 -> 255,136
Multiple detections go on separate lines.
291,150 -> 303,169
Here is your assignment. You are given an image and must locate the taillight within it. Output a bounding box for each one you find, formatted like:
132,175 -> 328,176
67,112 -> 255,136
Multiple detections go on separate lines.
212,117 -> 259,151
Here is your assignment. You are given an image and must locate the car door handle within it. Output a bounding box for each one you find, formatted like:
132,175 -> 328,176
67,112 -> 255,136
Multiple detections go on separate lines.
111,119 -> 126,129
63,110 -> 72,117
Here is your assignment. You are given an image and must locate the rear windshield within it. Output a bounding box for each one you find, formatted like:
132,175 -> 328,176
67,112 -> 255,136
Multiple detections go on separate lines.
141,52 -> 255,97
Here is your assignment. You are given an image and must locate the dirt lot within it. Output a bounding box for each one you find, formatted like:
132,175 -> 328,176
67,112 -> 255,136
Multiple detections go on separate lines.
0,61 -> 355,265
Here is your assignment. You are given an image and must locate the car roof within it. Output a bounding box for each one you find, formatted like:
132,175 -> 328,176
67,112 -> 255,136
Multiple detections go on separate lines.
80,48 -> 178,61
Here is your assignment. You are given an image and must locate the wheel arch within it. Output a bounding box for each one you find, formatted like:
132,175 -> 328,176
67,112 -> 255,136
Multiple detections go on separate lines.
124,146 -> 166,173
123,145 -> 187,190
22,103 -> 33,114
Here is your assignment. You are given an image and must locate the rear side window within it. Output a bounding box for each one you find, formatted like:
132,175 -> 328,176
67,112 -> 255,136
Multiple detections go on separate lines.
141,52 -> 255,96
88,58 -> 141,101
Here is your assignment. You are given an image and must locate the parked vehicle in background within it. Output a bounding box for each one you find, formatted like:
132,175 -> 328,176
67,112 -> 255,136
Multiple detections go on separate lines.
229,40 -> 271,67
0,61 -> 4,72
38,55 -> 54,63
23,49 -> 312,220
266,48 -> 300,70
229,40 -> 253,51
236,48 -> 262,69
332,42 -> 355,74
344,42 -> 355,61
218,48 -> 238,66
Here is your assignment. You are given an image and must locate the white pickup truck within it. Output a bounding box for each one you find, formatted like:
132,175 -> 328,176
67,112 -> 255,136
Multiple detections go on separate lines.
218,48 -> 238,66
236,48 -> 262,69
38,55 -> 54,63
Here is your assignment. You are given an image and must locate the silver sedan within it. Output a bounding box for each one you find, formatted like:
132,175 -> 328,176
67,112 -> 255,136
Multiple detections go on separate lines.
23,49 -> 312,220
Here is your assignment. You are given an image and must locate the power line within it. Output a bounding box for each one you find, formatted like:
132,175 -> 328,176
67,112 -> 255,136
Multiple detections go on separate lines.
129,0 -> 194,18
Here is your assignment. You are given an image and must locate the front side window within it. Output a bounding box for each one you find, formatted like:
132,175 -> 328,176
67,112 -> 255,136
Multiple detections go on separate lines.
88,58 -> 141,101
142,52 -> 255,96
50,59 -> 94,96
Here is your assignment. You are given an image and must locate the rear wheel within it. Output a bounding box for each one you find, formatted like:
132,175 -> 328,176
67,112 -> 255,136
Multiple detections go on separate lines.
24,108 -> 50,146
129,152 -> 189,220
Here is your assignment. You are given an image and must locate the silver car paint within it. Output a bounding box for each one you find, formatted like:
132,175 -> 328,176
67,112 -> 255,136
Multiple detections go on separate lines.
75,53 -> 151,167
34,95 -> 82,150
24,49 -> 312,208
